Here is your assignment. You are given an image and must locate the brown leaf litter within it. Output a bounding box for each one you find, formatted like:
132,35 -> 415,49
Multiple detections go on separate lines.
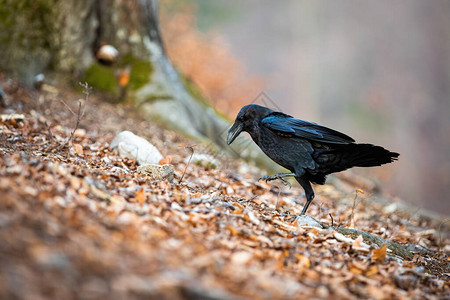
0,78 -> 449,299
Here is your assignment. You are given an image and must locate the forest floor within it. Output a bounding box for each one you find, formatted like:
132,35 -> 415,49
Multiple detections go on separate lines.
0,77 -> 449,299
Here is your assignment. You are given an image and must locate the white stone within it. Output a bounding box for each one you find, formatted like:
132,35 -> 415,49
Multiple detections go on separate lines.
296,215 -> 323,229
110,131 -> 163,165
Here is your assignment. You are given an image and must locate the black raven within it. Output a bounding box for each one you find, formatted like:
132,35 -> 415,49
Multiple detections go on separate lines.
227,104 -> 399,216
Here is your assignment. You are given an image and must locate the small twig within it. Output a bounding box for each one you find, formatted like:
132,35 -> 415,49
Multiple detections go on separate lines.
60,99 -> 76,115
179,145 -> 195,184
275,185 -> 282,212
349,190 -> 360,227
45,121 -> 53,142
59,101 -> 82,149
437,218 -> 449,251
239,196 -> 257,204
58,82 -> 91,150
78,82 -> 90,119
329,213 -> 334,227
319,202 -> 325,214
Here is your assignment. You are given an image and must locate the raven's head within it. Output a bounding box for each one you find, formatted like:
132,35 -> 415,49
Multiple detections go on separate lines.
227,104 -> 273,145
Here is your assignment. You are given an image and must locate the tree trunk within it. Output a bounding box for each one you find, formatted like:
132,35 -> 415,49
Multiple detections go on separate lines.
0,0 -> 275,169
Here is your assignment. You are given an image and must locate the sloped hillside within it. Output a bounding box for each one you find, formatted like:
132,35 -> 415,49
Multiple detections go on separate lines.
0,79 -> 448,299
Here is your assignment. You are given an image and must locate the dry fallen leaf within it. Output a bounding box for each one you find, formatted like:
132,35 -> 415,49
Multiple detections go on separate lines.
365,264 -> 379,277
73,143 -> 84,155
226,225 -> 238,236
372,244 -> 388,263
135,188 -> 146,206
353,235 -> 363,248
159,155 -> 173,165
348,261 -> 367,275
352,235 -> 370,252
294,254 -> 311,269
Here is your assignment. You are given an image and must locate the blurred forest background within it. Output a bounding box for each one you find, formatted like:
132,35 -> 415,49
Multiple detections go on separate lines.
161,0 -> 450,214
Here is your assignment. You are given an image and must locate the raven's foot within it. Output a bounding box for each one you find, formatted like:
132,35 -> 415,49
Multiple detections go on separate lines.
258,173 -> 295,188
259,175 -> 291,188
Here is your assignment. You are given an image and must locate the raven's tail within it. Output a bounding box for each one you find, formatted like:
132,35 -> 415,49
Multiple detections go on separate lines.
338,143 -> 399,167
311,143 -> 399,181
310,143 -> 399,176
307,143 -> 399,184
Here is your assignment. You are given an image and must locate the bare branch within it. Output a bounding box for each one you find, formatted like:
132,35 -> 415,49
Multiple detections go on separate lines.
349,190 -> 360,227
179,145 -> 195,184
58,82 -> 91,150
60,99 -> 76,116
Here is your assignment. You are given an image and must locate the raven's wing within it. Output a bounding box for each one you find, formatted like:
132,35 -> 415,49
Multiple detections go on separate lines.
261,112 -> 355,144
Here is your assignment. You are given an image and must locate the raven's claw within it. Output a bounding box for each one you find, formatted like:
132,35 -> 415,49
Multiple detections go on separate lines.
258,174 -> 292,189
279,178 -> 292,188
257,175 -> 269,182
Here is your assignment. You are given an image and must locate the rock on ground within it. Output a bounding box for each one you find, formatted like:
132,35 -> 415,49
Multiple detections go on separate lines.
110,130 -> 163,165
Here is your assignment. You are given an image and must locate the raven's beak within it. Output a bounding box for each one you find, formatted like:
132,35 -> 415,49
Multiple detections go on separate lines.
227,122 -> 243,145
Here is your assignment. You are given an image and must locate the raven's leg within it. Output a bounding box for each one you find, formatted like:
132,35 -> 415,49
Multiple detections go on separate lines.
295,177 -> 315,216
258,173 -> 296,188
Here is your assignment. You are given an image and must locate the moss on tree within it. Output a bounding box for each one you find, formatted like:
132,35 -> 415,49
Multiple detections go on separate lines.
122,54 -> 153,91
